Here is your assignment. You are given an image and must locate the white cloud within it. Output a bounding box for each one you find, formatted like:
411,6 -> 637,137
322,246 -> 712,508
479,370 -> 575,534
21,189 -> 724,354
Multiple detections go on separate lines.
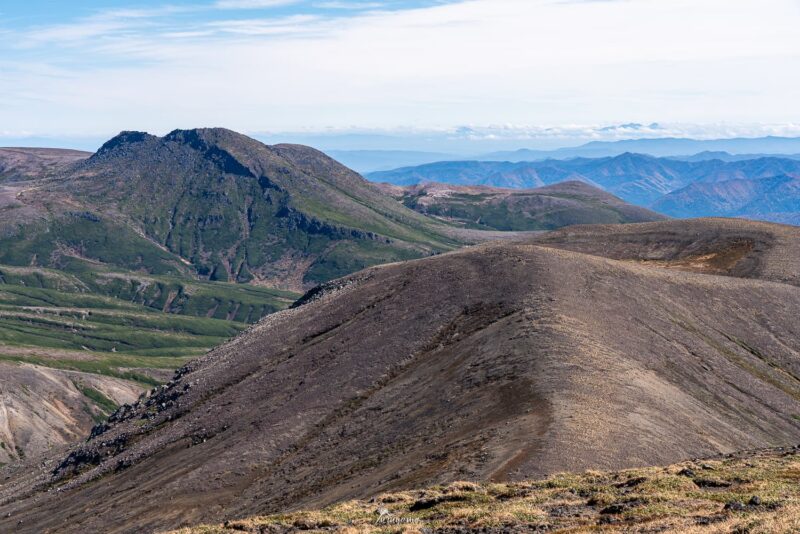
1,0 -> 799,138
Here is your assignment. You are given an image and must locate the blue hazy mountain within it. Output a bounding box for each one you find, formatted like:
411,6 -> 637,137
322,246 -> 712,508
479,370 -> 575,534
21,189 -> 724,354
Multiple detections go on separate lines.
668,151 -> 800,163
652,175 -> 800,223
484,137 -> 800,161
329,139 -> 800,172
367,153 -> 800,224
325,150 -> 459,173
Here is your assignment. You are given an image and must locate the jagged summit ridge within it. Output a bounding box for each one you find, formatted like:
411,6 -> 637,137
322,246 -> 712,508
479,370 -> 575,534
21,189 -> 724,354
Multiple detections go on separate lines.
94,130 -> 159,157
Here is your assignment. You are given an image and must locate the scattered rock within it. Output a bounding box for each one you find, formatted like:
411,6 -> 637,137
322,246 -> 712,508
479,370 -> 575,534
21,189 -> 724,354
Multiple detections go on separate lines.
409,494 -> 469,511
694,478 -> 732,488
616,476 -> 648,488
695,514 -> 726,526
724,501 -> 746,511
88,423 -> 109,440
600,504 -> 627,515
292,518 -> 322,530
548,505 -> 584,518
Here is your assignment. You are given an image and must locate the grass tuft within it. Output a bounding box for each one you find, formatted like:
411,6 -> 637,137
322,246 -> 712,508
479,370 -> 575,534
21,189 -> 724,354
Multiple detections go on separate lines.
169,448 -> 800,534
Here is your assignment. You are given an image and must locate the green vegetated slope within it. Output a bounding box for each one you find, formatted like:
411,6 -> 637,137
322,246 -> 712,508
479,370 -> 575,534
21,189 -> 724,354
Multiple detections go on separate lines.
0,261 -> 298,461
0,213 -> 192,278
0,264 -> 298,384
36,128 -> 462,289
380,180 -> 667,231
0,262 -> 297,322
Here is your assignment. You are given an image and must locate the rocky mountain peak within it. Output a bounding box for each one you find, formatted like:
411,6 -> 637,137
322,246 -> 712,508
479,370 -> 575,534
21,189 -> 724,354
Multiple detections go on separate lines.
95,131 -> 158,157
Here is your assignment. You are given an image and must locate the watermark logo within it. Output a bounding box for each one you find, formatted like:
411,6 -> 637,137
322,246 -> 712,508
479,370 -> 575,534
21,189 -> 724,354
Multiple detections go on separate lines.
374,507 -> 424,526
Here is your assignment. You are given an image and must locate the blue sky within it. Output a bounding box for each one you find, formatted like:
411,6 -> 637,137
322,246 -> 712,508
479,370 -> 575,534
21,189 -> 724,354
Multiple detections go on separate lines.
1,0 -> 800,150
0,1 -> 449,23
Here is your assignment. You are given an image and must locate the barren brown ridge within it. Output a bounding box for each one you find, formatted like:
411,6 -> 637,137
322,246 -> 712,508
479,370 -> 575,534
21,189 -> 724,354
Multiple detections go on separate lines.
1,218 -> 799,533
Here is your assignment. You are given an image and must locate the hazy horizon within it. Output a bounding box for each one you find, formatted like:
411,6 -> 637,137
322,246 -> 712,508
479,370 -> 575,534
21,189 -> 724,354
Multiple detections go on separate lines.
6,122 -> 800,155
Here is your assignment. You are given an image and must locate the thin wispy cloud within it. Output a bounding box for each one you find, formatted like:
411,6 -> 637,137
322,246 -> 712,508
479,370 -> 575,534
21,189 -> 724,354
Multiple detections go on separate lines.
313,1 -> 386,8
214,0 -> 303,8
204,14 -> 324,35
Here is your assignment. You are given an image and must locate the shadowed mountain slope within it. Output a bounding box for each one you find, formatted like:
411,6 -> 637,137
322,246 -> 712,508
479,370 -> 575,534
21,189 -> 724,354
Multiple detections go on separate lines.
1,219 -> 799,533
376,180 -> 667,231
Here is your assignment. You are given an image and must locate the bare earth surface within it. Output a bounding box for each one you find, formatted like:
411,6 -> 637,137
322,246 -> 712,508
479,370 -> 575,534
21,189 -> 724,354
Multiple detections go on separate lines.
0,218 -> 799,533
0,148 -> 90,182
0,363 -> 142,464
529,218 -> 800,286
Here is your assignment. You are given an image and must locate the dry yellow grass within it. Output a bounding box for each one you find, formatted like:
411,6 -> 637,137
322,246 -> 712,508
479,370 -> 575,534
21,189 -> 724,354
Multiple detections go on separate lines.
169,447 -> 800,534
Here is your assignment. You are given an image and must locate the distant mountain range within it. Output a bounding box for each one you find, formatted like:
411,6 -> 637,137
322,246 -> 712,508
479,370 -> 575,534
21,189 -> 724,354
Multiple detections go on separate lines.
368,153 -> 800,223
325,136 -> 800,173
483,136 -> 800,161
668,151 -> 800,163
